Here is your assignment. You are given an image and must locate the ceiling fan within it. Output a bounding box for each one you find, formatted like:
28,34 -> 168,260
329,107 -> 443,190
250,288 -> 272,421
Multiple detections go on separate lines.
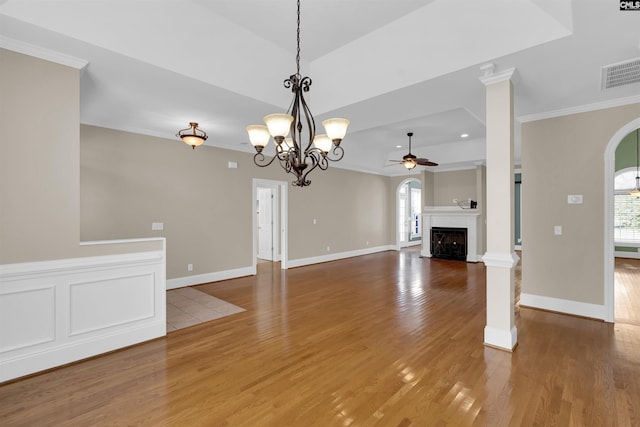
388,132 -> 438,170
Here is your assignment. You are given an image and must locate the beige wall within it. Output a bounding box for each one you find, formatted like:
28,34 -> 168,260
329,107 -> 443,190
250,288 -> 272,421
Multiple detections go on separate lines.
80,125 -> 394,279
521,102 -> 640,305
422,170 -> 435,207
0,49 -> 162,264
432,169 -> 477,206
0,49 -> 81,263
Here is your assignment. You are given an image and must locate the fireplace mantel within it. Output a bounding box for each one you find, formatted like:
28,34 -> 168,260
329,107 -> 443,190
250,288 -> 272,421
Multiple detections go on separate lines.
421,211 -> 482,262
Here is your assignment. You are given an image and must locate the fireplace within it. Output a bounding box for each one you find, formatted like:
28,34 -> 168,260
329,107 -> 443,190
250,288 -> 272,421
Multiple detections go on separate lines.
421,211 -> 481,262
431,227 -> 467,261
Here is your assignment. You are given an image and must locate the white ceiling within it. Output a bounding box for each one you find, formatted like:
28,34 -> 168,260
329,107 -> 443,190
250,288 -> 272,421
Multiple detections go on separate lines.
1,0 -> 639,176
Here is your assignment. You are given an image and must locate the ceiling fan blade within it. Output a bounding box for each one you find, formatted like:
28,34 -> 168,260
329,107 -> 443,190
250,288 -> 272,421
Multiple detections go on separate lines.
416,158 -> 438,166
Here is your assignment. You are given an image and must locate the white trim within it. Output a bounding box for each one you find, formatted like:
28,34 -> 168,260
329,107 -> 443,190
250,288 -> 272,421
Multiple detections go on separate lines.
519,96 -> 640,123
287,245 -> 394,269
615,251 -> 640,259
520,293 -> 606,321
604,117 -> 640,323
0,35 -> 89,70
80,237 -> 165,246
483,325 -> 517,351
482,252 -> 520,269
479,68 -> 517,86
424,205 -> 480,212
166,266 -> 255,290
0,251 -> 164,279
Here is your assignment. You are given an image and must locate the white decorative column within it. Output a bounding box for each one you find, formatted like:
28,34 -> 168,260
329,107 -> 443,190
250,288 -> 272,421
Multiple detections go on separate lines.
480,65 -> 519,351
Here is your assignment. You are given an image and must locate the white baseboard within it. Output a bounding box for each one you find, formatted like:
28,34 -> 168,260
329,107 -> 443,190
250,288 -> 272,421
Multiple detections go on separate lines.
167,246 -> 394,288
166,266 -> 256,289
520,292 -> 606,321
287,245 -> 395,269
2,321 -> 164,383
614,251 -> 640,259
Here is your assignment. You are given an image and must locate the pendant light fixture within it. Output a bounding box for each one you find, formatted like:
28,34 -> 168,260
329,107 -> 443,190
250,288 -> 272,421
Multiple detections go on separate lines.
246,0 -> 349,187
177,122 -> 207,149
630,128 -> 640,198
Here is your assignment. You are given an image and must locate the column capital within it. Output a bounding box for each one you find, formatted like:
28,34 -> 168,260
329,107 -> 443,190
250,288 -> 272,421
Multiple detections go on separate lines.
479,67 -> 518,86
482,251 -> 520,268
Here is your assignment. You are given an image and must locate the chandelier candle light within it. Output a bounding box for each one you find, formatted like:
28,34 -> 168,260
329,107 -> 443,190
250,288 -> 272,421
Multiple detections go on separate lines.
246,0 -> 349,187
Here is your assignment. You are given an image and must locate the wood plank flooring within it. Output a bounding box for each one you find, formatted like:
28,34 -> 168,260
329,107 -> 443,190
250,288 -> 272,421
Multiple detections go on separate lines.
1,249 -> 639,426
615,257 -> 640,325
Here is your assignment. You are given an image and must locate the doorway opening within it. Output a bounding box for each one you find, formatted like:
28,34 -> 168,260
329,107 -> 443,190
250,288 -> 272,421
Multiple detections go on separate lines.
252,179 -> 288,271
397,178 -> 422,249
605,119 -> 640,323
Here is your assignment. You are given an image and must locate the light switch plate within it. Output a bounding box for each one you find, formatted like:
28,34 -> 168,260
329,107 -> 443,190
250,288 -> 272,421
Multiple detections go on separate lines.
568,195 -> 583,204
152,222 -> 164,231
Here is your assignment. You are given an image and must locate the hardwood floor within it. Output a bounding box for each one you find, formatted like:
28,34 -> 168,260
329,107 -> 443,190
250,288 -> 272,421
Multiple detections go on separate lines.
615,257 -> 640,326
1,249 -> 639,426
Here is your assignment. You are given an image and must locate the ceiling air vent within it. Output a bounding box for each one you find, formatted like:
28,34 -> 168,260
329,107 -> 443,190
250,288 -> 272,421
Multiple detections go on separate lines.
601,57 -> 640,90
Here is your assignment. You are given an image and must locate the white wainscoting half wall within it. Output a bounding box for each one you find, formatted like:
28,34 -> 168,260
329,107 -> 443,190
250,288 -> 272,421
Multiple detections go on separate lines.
0,250 -> 166,382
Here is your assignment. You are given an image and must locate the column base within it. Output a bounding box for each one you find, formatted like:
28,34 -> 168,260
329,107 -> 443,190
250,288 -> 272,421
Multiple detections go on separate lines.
484,325 -> 518,351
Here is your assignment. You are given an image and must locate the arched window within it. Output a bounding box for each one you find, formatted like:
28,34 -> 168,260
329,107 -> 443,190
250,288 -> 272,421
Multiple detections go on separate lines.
614,167 -> 640,243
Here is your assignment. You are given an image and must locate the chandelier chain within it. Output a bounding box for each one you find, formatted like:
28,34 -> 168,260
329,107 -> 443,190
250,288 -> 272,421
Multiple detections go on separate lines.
296,0 -> 301,76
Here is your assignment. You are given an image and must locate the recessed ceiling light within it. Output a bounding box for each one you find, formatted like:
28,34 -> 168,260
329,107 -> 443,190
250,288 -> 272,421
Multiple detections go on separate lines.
460,133 -> 469,138
396,145 -> 402,148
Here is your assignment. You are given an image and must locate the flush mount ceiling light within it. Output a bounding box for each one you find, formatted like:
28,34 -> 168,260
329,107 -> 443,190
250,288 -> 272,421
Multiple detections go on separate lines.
246,0 -> 349,187
630,128 -> 640,198
177,122 -> 207,149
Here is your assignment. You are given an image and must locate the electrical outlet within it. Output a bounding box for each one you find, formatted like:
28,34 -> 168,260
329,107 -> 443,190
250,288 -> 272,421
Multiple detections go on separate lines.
187,263 -> 193,272
326,246 -> 330,252
152,222 -> 164,231
453,198 -> 458,203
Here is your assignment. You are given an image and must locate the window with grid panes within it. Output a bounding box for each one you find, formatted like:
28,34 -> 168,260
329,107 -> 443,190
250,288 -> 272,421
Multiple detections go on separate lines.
615,169 -> 640,243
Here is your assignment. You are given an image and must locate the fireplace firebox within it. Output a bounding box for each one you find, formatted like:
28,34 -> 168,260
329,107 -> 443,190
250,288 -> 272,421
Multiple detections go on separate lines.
430,227 -> 467,261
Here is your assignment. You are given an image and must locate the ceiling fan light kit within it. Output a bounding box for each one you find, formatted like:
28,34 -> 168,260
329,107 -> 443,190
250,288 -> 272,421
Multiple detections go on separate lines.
390,132 -> 439,170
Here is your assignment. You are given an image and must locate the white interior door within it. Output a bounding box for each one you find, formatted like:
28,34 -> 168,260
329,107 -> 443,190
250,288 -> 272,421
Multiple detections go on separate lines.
257,187 -> 274,261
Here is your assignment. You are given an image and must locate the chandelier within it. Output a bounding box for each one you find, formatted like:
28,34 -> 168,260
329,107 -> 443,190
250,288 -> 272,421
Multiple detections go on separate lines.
246,0 -> 349,187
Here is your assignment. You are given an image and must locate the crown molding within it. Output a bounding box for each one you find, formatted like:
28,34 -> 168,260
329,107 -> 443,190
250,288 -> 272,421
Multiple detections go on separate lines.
518,94 -> 640,123
479,67 -> 517,86
0,36 -> 88,70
